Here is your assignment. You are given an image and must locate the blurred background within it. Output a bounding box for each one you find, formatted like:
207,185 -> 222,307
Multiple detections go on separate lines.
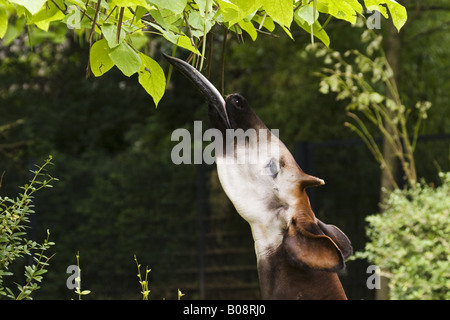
1,2 -> 449,300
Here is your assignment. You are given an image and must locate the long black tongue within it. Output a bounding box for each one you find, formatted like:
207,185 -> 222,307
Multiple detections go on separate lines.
163,53 -> 230,128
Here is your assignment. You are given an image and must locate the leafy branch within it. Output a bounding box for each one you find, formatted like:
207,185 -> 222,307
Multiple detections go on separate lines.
0,156 -> 58,299
317,29 -> 430,188
0,0 -> 407,106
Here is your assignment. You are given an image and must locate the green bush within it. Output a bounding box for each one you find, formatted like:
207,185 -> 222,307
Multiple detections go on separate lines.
0,157 -> 57,299
355,172 -> 450,300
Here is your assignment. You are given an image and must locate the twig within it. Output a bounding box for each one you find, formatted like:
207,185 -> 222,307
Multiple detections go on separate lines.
183,11 -> 196,47
199,0 -> 210,71
221,27 -> 228,95
50,0 -> 66,13
117,7 -> 125,44
86,0 -> 102,79
206,31 -> 213,79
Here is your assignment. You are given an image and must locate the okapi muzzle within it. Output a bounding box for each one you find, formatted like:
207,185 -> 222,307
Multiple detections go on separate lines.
164,54 -> 353,300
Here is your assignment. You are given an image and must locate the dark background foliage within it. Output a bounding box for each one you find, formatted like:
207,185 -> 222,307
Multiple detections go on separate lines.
1,2 -> 449,299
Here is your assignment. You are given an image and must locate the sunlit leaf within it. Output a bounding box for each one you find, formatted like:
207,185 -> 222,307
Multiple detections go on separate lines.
262,0 -> 293,27
138,53 -> 166,107
9,0 -> 47,15
90,38 -> 114,77
0,10 -> 8,38
109,42 -> 141,77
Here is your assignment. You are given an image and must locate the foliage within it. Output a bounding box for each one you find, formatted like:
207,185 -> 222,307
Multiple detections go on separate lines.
72,251 -> 91,300
353,172 -> 450,300
0,0 -> 407,105
317,28 -> 430,188
0,156 -> 57,299
134,255 -> 150,300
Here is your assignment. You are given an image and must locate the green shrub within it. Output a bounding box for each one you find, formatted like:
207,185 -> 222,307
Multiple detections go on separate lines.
0,157 -> 57,299
355,172 -> 450,300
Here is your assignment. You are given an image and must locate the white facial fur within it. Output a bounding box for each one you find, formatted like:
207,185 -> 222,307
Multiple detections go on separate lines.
215,129 -> 303,258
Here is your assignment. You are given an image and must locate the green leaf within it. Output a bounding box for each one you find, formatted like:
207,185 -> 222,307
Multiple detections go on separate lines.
363,0 -> 407,31
252,13 -> 275,32
109,42 -> 141,77
385,0 -> 407,31
193,0 -> 213,17
138,53 -> 166,107
262,0 -> 293,27
149,0 -> 187,15
102,23 -> 126,48
317,0 -> 362,24
90,38 -> 114,77
66,0 -> 87,10
295,5 -> 319,26
110,0 -> 150,8
294,17 -> 330,47
177,34 -> 200,54
238,20 -> 257,41
0,9 -> 7,38
218,0 -> 262,26
215,0 -> 242,25
9,0 -> 47,15
28,1 -> 66,32
363,0 -> 388,18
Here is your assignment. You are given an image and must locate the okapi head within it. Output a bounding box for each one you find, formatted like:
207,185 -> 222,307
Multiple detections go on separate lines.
165,54 -> 352,299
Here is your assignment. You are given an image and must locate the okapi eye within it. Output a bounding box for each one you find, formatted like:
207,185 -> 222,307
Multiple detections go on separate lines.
234,96 -> 244,109
265,158 -> 279,177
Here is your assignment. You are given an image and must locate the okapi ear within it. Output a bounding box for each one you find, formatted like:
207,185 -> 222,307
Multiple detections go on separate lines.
283,218 -> 348,271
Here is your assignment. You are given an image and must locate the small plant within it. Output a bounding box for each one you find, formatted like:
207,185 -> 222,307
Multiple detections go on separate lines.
134,255 -> 151,300
0,156 -> 57,299
134,255 -> 184,300
73,251 -> 91,300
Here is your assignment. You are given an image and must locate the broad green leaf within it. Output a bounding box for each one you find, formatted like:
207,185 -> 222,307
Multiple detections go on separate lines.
218,0 -> 262,26
90,38 -> 114,77
177,34 -> 200,54
215,0 -> 243,25
231,0 -> 262,17
66,0 -> 87,10
262,0 -> 293,27
238,20 -> 257,41
138,53 -> 166,107
317,0 -> 362,24
110,0 -> 150,8
109,42 -> 141,77
28,1 -> 65,32
252,13 -> 275,32
363,0 -> 407,31
149,0 -> 187,15
102,23 -> 126,48
186,9 -> 213,38
294,16 -> 330,47
363,0 -> 388,18
0,10 -> 7,38
9,0 -> 47,15
385,0 -> 407,31
146,17 -> 199,54
295,5 -> 319,26
193,0 -> 213,18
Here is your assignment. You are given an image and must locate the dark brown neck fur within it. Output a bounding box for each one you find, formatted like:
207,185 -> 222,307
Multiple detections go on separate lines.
257,247 -> 347,300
